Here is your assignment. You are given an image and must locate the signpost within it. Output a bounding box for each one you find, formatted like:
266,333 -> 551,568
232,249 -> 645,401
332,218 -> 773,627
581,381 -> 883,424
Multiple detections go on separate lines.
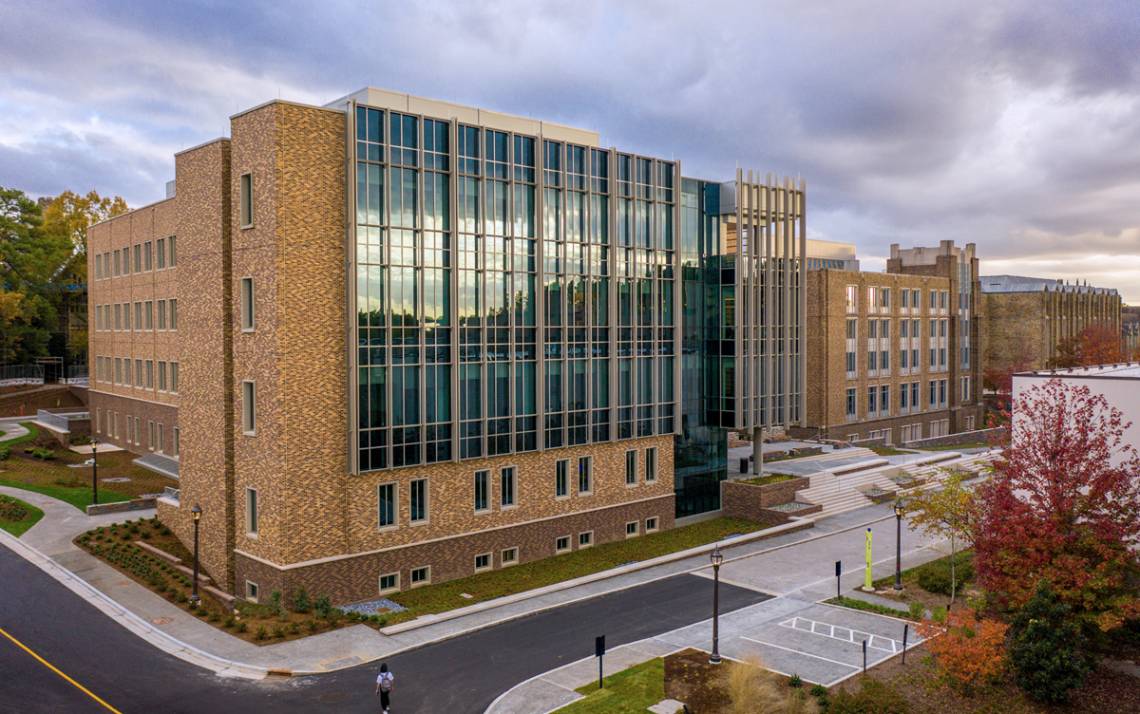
835,560 -> 842,599
595,635 -> 605,689
902,624 -> 910,665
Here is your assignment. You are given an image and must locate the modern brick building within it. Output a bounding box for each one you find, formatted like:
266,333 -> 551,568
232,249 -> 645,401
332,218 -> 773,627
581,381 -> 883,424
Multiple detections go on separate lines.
796,241 -> 985,444
981,275 -> 1122,371
87,88 -> 806,603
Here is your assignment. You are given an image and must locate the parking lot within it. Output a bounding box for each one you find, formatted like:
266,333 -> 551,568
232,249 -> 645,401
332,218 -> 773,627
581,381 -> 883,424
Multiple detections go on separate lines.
656,597 -> 921,686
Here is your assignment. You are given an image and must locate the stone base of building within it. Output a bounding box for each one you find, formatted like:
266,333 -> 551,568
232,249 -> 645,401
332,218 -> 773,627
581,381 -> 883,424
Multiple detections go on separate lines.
232,494 -> 675,605
792,405 -> 985,446
88,390 -> 178,455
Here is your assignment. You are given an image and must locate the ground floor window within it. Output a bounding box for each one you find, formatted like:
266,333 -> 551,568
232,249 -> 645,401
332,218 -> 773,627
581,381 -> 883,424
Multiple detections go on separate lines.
378,572 -> 399,594
645,516 -> 659,533
578,531 -> 593,548
245,581 -> 259,602
410,566 -> 431,586
555,535 -> 570,553
474,553 -> 491,572
625,521 -> 639,538
501,547 -> 519,565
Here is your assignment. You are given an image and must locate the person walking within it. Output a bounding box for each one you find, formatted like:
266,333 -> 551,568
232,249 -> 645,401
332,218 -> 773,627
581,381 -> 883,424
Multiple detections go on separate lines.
375,662 -> 394,713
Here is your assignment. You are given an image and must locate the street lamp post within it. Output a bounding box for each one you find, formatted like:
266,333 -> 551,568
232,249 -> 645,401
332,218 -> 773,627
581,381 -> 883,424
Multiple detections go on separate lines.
89,437 -> 98,505
893,499 -> 905,591
190,504 -> 202,607
709,545 -> 724,665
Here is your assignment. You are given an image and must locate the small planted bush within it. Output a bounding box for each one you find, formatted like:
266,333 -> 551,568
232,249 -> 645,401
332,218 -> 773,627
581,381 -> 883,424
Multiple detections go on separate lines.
314,595 -> 333,619
908,601 -> 925,620
291,588 -> 311,614
788,674 -> 802,688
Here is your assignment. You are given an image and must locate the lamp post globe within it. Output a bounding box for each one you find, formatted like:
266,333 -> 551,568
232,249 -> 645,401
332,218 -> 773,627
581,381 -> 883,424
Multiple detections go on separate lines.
190,504 -> 202,607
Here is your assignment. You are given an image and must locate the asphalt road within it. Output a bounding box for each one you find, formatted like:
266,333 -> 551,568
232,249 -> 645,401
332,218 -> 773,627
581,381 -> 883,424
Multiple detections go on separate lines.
0,543 -> 768,713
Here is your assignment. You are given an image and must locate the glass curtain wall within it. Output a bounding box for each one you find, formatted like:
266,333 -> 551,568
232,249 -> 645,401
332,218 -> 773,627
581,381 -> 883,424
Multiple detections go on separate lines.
353,103 -> 677,472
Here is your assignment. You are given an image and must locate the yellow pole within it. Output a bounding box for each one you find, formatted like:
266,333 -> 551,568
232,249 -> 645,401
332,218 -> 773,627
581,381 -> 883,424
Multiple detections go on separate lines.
864,527 -> 873,591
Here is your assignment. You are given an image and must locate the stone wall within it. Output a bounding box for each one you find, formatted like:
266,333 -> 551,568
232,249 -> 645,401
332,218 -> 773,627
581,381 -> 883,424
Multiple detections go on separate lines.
721,477 -> 811,523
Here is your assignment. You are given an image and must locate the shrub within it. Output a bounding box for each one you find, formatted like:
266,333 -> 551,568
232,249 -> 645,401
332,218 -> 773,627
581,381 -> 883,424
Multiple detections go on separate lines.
269,590 -> 288,620
314,596 -> 333,619
289,622 -> 300,635
237,622 -> 248,633
789,674 -> 803,688
919,607 -> 1008,694
254,626 -> 267,640
272,625 -> 286,639
1009,582 -> 1093,704
30,447 -> 56,460
931,606 -> 947,624
915,553 -> 975,596
306,620 -> 320,634
224,618 -> 235,629
291,588 -> 311,614
809,684 -> 827,698
723,657 -> 818,714
0,444 -> 10,460
908,601 -> 925,621
828,678 -> 907,714
0,496 -> 30,520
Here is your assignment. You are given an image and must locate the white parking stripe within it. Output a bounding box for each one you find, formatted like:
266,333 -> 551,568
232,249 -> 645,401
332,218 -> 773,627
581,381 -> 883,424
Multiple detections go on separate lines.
779,616 -> 900,653
738,636 -> 861,670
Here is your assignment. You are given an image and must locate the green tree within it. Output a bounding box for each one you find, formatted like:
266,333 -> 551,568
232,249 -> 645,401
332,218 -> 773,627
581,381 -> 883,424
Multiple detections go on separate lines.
904,470 -> 975,603
0,187 -> 70,364
1008,582 -> 1094,704
40,190 -> 129,283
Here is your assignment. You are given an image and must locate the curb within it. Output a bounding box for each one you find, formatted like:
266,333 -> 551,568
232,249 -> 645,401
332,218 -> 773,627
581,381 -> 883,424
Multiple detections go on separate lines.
0,528 -> 269,680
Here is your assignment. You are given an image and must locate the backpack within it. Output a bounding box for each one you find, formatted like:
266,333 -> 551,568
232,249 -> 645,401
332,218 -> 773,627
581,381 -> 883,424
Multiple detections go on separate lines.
379,672 -> 393,692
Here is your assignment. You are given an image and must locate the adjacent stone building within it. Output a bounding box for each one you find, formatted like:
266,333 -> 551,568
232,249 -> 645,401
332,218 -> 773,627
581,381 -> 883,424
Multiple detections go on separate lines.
87,88 -> 806,603
796,241 -> 985,444
981,275 -> 1122,371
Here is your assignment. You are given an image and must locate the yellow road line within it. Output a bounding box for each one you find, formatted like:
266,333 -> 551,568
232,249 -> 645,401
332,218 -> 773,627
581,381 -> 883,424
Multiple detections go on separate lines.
0,626 -> 122,713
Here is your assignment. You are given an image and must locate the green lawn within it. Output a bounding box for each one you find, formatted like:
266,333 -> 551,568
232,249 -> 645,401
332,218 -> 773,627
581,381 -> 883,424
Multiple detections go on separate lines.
388,517 -> 766,623
558,658 -> 666,713
740,473 -> 797,486
0,422 -> 169,510
0,494 -> 44,537
869,445 -> 911,456
824,595 -> 912,619
0,478 -> 129,510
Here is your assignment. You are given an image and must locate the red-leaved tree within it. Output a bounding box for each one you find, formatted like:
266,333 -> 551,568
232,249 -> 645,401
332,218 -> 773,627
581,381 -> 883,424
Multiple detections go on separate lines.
973,378 -> 1140,631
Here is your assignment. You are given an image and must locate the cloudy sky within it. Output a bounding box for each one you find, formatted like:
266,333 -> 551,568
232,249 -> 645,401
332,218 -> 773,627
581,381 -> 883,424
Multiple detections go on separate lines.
2,0 -> 1138,300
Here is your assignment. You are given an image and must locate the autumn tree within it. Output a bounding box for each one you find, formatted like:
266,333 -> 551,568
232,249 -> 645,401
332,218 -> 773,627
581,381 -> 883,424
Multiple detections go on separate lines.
918,607 -> 1008,694
40,190 -> 129,284
904,470 -> 976,603
973,378 -> 1140,631
1049,324 -> 1123,368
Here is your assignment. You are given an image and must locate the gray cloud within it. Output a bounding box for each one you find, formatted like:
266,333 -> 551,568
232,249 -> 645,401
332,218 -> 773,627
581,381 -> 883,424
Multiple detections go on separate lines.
1,0 -> 1138,300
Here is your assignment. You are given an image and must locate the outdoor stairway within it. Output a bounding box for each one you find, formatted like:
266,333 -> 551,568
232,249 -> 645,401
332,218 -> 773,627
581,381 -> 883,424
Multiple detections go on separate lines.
794,450 -> 999,517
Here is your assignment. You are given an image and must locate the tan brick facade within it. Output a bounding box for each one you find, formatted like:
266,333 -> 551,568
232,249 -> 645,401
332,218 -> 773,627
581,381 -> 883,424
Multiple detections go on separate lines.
799,242 -> 985,444
983,287 -> 1121,371
100,99 -> 683,604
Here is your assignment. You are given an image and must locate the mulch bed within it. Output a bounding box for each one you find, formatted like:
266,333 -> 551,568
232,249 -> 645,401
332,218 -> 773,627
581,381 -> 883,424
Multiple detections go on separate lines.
664,648 -> 731,712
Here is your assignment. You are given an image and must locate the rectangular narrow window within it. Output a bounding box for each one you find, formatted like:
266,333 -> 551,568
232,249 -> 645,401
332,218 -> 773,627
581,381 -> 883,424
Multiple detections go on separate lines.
645,447 -> 657,482
240,277 -> 255,331
245,581 -> 259,602
144,241 -> 152,271
646,516 -> 659,533
473,470 -> 489,512
473,553 -> 491,572
625,450 -> 637,485
555,536 -> 571,553
410,479 -> 428,522
410,566 -> 430,586
172,427 -> 179,457
156,238 -> 166,269
240,173 -> 254,227
625,521 -> 639,538
379,573 -> 400,593
133,244 -> 141,273
377,483 -> 396,528
168,235 -> 177,267
555,459 -> 569,497
170,363 -> 178,392
246,488 -> 258,535
158,362 -> 167,391
500,467 -> 516,507
169,299 -> 177,330
157,300 -> 166,329
501,547 -> 518,566
577,456 -> 591,493
241,381 -> 256,434
578,531 -> 593,548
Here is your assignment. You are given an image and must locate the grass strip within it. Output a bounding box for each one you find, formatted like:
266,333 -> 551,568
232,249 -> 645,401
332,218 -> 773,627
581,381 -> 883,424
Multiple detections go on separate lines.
559,658 -> 665,713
